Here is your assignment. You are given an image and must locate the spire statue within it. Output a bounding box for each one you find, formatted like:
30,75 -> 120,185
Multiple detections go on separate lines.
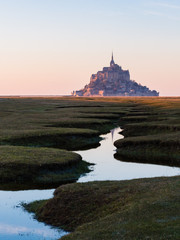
110,52 -> 115,67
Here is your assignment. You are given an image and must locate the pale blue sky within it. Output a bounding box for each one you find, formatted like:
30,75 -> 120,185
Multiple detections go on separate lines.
0,0 -> 180,95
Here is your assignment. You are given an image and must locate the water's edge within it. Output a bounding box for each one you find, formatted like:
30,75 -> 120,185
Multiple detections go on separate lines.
0,127 -> 179,240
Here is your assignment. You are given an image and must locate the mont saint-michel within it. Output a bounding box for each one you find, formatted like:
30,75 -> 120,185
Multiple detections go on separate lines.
72,54 -> 159,96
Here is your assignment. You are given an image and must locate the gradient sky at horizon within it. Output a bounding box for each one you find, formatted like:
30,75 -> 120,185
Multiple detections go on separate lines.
0,0 -> 180,96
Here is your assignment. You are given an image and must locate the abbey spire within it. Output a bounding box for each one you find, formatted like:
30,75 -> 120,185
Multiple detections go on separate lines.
110,52 -> 115,67
112,52 -> 114,61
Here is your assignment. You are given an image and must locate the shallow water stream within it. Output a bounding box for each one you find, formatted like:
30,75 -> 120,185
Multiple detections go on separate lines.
77,127 -> 180,182
0,127 -> 179,239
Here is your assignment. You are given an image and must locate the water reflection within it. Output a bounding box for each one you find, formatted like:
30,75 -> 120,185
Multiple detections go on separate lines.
110,128 -> 116,141
0,223 -> 57,238
77,127 -> 180,182
0,190 -> 67,240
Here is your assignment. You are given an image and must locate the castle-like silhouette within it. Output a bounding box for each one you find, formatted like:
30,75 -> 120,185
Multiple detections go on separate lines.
72,54 -> 159,96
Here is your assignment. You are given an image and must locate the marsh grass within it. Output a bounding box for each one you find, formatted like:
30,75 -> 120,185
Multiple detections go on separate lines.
0,127 -> 101,150
113,97 -> 180,166
0,146 -> 91,184
0,96 -> 179,183
0,97 -> 128,185
24,176 -> 180,240
0,98 -> 124,148
6,96 -> 178,239
122,122 -> 180,137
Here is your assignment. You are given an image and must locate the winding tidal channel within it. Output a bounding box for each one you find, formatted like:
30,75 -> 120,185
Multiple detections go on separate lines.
0,127 -> 179,240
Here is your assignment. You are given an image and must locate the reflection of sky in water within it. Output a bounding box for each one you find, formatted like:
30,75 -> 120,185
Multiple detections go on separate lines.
0,127 -> 179,240
77,127 -> 180,182
0,190 -> 67,240
0,223 -> 58,239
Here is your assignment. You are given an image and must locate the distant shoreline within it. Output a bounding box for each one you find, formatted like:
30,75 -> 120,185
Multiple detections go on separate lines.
0,95 -> 179,98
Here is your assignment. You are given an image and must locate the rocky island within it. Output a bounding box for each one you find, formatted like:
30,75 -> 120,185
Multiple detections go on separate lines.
72,54 -> 159,96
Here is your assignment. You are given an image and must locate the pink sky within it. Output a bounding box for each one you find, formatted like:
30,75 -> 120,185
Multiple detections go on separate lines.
0,0 -> 180,96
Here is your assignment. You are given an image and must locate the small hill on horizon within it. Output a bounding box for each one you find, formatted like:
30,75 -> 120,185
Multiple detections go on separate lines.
72,54 -> 159,97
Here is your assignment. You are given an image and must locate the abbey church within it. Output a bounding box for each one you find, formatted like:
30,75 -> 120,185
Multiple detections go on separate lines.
72,54 -> 159,97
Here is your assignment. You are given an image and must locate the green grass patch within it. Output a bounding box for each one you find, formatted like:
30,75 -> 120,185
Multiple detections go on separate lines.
114,132 -> 180,166
24,176 -> 180,240
0,146 -> 91,184
114,132 -> 180,148
114,146 -> 180,167
122,122 -> 180,137
0,128 -> 101,150
113,97 -> 180,166
0,98 -> 125,150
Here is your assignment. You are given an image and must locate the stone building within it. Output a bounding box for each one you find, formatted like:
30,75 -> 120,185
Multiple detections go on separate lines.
72,54 -> 159,97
